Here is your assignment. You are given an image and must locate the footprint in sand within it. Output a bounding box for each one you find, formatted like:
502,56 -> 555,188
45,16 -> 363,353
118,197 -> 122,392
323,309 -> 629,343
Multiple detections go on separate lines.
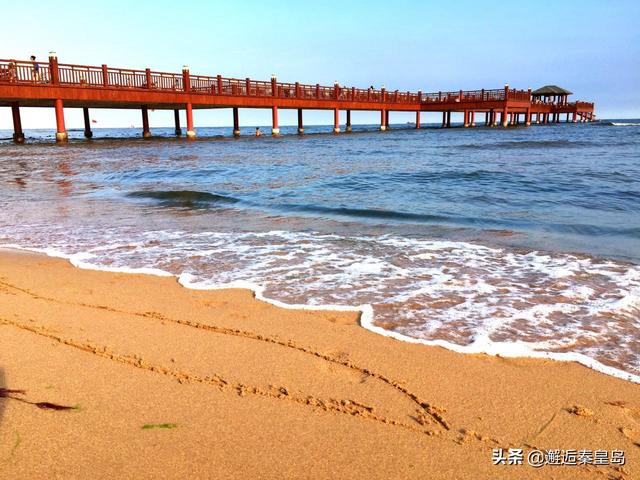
606,401 -> 640,448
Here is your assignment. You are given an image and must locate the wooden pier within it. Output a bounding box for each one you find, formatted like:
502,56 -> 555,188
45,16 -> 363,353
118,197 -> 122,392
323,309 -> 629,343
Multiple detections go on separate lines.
0,54 -> 596,143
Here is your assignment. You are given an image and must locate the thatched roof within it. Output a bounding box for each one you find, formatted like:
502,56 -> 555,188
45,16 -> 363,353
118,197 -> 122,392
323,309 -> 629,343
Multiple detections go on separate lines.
531,85 -> 573,96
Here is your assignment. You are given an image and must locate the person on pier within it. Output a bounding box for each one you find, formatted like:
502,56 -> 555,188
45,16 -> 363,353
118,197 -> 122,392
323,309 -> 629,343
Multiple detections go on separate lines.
30,55 -> 40,83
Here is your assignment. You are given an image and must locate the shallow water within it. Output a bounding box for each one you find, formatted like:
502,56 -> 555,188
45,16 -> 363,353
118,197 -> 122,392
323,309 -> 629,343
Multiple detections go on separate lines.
1,121 -> 639,380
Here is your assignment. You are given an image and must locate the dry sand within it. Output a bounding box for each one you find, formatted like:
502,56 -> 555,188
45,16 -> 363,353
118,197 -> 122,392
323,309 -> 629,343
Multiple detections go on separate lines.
0,248 -> 637,479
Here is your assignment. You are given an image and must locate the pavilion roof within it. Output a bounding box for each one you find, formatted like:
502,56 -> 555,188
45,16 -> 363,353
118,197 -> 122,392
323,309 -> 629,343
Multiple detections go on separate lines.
531,85 -> 573,96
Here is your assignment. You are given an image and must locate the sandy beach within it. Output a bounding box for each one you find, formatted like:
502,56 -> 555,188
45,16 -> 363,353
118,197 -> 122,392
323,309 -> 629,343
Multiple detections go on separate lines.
0,248 -> 635,479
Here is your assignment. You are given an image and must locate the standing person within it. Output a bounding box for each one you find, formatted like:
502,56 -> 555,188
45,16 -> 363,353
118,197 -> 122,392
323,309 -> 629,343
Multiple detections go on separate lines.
30,55 -> 40,82
8,61 -> 17,82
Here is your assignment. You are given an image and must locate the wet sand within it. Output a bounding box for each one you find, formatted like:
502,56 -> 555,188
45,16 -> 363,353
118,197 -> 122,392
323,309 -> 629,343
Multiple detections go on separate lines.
0,248 -> 637,479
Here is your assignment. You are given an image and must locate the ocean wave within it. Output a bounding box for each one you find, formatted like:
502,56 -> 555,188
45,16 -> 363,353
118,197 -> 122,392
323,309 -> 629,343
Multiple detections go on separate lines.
457,139 -> 595,149
127,190 -> 240,208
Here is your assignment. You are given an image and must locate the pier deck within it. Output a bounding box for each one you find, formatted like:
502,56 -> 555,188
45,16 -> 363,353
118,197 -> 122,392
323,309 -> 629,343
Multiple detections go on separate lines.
0,55 -> 596,143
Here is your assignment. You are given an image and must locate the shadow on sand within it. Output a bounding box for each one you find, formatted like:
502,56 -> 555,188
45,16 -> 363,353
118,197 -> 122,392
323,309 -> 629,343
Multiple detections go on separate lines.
0,368 -> 5,426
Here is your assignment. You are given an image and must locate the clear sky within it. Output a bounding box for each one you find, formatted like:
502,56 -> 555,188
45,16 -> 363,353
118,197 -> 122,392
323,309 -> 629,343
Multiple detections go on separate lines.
2,0 -> 638,129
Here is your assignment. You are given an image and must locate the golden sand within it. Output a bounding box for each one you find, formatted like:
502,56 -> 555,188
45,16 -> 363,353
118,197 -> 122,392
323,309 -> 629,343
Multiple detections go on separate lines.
0,248 -> 637,479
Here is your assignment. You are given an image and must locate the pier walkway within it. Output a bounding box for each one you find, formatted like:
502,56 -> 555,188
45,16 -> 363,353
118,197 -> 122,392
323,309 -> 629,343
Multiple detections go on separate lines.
0,54 -> 595,143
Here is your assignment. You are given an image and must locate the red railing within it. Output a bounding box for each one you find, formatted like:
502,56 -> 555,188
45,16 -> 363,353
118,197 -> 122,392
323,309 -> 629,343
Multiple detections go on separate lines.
0,57 -> 576,108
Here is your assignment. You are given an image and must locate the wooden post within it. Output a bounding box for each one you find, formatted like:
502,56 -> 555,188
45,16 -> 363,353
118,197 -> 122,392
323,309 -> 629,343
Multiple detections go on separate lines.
415,110 -> 421,129
141,106 -> 151,138
186,102 -> 195,139
463,110 -> 469,128
572,111 -> 577,123
182,66 -> 190,93
271,75 -> 278,98
441,111 -> 446,128
54,98 -> 67,143
49,53 -> 59,85
502,84 -> 509,127
470,111 -> 475,127
346,110 -> 352,132
271,106 -> 279,136
380,110 -> 386,131
446,111 -> 451,128
11,102 -> 25,144
145,68 -> 152,89
232,107 -> 240,137
525,107 -> 531,126
83,107 -> 93,138
333,108 -> 340,133
297,109 -> 304,134
101,64 -> 109,87
385,110 -> 390,130
174,109 -> 182,136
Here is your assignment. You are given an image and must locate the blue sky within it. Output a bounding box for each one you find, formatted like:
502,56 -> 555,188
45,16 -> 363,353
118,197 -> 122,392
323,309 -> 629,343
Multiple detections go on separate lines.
2,0 -> 638,129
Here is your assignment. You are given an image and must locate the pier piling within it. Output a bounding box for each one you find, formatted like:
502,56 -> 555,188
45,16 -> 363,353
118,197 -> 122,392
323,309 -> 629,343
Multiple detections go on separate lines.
83,107 -> 93,138
232,107 -> 240,137
11,102 -> 24,144
271,106 -> 279,136
186,102 -> 195,139
174,109 -> 182,136
141,107 -> 151,138
297,109 -> 304,134
54,99 -> 67,143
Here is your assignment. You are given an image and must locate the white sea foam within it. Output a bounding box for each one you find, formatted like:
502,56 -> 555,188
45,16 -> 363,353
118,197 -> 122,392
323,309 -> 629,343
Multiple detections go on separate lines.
2,229 -> 639,384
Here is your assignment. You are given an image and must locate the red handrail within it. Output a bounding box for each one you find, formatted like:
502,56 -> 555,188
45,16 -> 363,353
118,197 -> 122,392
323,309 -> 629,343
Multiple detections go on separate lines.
0,57 -> 584,108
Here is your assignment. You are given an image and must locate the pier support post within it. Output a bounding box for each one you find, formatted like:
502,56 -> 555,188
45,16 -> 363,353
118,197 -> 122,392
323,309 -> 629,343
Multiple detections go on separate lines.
174,109 -> 182,136
83,107 -> 93,138
346,110 -> 352,132
297,109 -> 304,134
470,111 -> 476,127
484,112 -> 489,126
333,108 -> 340,133
525,108 -> 531,127
441,111 -> 446,128
380,110 -> 386,131
415,111 -> 421,129
271,106 -> 279,136
463,110 -> 469,128
11,102 -> 24,144
446,111 -> 451,128
232,107 -> 240,137
385,110 -> 390,130
186,102 -> 196,139
141,107 -> 151,138
501,107 -> 508,128
54,99 -> 68,143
